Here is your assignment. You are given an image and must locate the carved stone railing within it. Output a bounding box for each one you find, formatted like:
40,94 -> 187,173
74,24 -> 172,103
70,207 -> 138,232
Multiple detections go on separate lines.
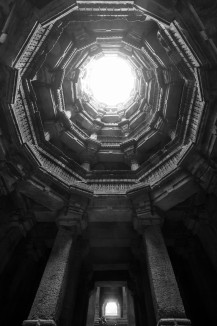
29,144 -> 83,184
77,0 -> 136,17
185,92 -> 205,142
13,23 -> 52,76
12,86 -> 35,145
88,181 -> 134,193
36,0 -> 78,27
10,78 -> 196,192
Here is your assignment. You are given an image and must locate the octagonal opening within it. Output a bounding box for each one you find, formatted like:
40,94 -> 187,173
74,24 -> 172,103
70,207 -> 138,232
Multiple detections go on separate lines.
81,55 -> 136,109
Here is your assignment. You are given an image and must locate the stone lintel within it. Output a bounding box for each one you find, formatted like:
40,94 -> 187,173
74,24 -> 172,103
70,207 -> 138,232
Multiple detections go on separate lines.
157,318 -> 191,326
23,319 -> 56,325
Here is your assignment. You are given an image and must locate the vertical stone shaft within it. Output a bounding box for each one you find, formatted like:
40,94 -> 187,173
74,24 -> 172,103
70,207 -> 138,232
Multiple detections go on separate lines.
94,287 -> 100,322
127,288 -> 136,326
122,286 -> 127,320
86,288 -> 97,326
23,227 -> 74,325
143,226 -> 187,323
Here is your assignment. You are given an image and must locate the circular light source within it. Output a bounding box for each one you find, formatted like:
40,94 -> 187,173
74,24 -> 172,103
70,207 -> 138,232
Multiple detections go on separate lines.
82,55 -> 135,108
105,301 -> 118,316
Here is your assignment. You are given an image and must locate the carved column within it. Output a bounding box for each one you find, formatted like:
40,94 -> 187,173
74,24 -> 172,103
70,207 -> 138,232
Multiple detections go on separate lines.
122,286 -> 127,320
44,122 -> 63,141
81,161 -> 91,171
81,138 -> 101,171
127,288 -> 136,326
90,119 -> 103,141
86,287 -> 97,326
143,226 -> 191,326
94,287 -> 100,322
128,186 -> 191,326
121,139 -> 139,171
22,226 -> 76,326
23,194 -> 89,326
131,158 -> 140,171
119,118 -> 130,136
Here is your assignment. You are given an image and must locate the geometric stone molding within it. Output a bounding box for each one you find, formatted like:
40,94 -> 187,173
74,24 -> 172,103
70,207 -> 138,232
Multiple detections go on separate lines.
157,319 -> 191,326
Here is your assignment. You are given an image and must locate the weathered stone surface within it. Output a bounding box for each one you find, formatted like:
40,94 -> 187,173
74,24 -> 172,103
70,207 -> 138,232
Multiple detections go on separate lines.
143,226 -> 186,321
23,227 -> 75,323
86,288 -> 97,326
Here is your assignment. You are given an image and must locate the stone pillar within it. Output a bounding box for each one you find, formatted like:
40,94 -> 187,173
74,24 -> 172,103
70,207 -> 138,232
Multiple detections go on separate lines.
130,158 -> 139,171
86,288 -> 97,326
22,226 -> 76,326
44,131 -> 51,141
143,225 -> 191,326
119,118 -> 130,136
122,286 -> 127,320
121,139 -> 139,171
81,138 -> 101,171
44,122 -> 62,140
90,132 -> 97,140
94,287 -> 101,322
127,288 -> 136,326
81,161 -> 91,172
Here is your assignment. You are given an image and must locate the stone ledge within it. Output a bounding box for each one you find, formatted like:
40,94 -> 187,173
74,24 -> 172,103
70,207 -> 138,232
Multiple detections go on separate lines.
157,318 -> 191,326
22,320 -> 57,326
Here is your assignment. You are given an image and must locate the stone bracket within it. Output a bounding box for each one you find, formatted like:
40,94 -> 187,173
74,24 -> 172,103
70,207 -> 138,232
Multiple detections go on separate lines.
133,212 -> 162,232
23,320 -> 57,326
157,318 -> 191,326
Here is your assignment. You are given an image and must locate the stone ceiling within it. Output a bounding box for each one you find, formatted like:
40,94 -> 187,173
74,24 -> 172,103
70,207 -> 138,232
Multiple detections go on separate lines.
1,0 -> 217,207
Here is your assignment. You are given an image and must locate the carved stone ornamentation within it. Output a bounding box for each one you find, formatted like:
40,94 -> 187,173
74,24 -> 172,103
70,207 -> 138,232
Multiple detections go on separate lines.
57,194 -> 89,232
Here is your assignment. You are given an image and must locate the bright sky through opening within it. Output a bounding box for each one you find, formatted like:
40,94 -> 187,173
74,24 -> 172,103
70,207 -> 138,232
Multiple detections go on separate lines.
84,56 -> 135,106
105,301 -> 118,316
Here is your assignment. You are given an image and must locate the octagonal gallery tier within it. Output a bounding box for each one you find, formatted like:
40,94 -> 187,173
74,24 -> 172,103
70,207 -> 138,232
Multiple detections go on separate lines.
4,4 -> 206,195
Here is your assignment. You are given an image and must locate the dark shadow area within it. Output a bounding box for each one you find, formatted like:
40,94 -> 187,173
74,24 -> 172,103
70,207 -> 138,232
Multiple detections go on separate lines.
168,236 -> 217,326
0,223 -> 56,326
